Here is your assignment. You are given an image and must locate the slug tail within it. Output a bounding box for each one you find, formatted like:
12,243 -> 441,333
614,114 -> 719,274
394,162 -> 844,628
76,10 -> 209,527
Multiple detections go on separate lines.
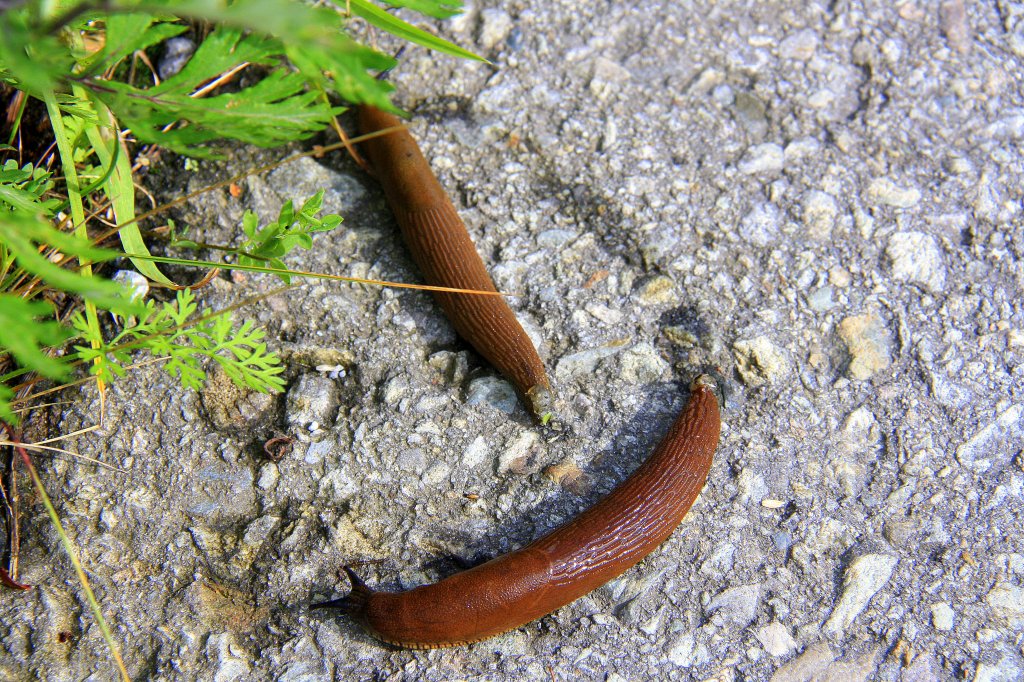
310,566 -> 373,618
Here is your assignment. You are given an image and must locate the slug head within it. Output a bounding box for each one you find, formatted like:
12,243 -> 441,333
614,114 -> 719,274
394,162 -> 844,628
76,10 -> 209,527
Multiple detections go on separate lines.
525,383 -> 555,424
310,566 -> 372,621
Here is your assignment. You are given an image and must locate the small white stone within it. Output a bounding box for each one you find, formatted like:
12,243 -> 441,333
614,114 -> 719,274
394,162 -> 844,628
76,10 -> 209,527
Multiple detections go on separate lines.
824,554 -> 898,634
886,231 -> 947,292
462,435 -> 489,467
738,143 -> 785,174
620,343 -> 670,384
778,28 -> 819,60
866,177 -> 921,208
707,584 -> 761,627
986,583 -> 1024,629
755,621 -> 798,657
733,335 -> 790,386
802,190 -> 838,240
478,9 -> 512,50
931,602 -> 955,631
497,432 -> 539,474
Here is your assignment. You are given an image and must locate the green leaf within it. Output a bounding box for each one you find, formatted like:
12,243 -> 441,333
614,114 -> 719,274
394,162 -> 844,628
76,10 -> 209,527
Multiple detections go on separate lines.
380,0 -> 464,20
0,213 -> 139,313
347,0 -> 487,63
0,295 -> 72,380
80,91 -> 175,285
83,15 -> 188,75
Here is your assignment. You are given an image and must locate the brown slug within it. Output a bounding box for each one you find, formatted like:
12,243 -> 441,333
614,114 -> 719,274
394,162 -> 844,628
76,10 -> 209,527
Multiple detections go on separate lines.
355,105 -> 553,422
312,375 -> 721,648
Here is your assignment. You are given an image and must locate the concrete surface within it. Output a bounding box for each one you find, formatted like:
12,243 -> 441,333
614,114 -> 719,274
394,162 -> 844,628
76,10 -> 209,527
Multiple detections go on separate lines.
2,0 -> 1023,680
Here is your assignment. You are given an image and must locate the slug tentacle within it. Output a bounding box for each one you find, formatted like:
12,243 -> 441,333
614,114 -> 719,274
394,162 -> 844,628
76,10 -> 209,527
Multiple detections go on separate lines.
310,566 -> 373,617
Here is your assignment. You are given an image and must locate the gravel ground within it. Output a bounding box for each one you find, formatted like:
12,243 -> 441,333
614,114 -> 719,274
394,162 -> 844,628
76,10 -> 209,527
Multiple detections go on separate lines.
3,0 -> 1024,680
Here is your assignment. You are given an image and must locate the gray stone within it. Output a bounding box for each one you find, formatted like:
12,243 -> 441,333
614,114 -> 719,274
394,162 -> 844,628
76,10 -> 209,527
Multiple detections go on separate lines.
930,602 -> 954,631
555,339 -> 631,380
666,631 -> 710,668
838,313 -> 893,380
619,343 -> 669,384
738,143 -> 785,174
986,583 -> 1024,630
478,8 -> 512,50
956,404 -> 1024,471
755,622 -> 798,657
824,554 -> 898,634
866,177 -> 921,208
770,642 -> 835,682
886,231 -> 947,293
285,374 -> 338,433
733,335 -> 790,386
778,29 -> 819,60
802,190 -> 838,240
707,584 -> 761,627
466,375 -> 518,413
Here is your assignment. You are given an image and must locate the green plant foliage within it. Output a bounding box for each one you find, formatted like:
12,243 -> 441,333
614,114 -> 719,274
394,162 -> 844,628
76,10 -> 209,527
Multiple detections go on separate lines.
234,191 -> 343,284
73,288 -> 285,393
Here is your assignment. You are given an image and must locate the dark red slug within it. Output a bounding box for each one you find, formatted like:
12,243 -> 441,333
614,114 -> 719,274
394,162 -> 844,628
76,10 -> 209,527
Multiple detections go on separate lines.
355,105 -> 553,422
313,375 -> 721,648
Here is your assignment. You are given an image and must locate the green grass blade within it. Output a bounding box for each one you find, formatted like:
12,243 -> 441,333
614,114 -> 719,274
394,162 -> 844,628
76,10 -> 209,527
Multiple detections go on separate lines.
78,89 -> 174,285
346,0 -> 488,63
12,439 -> 131,681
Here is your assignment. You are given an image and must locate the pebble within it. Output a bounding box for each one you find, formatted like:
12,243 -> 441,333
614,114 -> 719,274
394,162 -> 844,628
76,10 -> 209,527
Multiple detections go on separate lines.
666,631 -> 710,667
206,632 -> 252,682
466,376 -> 518,413
778,28 -> 819,60
112,269 -> 149,302
733,335 -> 790,386
755,622 -> 798,657
770,641 -> 835,682
837,313 -> 893,380
973,650 -> 1024,682
700,543 -> 737,578
885,231 -> 947,292
590,57 -> 631,101
619,343 -> 670,384
497,432 -> 540,474
635,275 -> 678,305
737,469 -> 768,504
158,36 -> 196,80
739,202 -> 782,246
584,302 -> 624,324
866,177 -> 921,208
738,143 -> 785,174
257,463 -> 280,491
940,0 -> 971,53
707,584 -> 761,627
985,583 -> 1024,630
478,8 -> 512,50
823,553 -> 897,634
285,374 -> 338,432
903,654 -> 941,682
396,448 -> 427,474
955,403 -> 1023,470
555,338 -> 630,380
462,435 -> 489,468
930,602 -> 955,631
802,190 -> 838,240
543,459 -> 589,494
